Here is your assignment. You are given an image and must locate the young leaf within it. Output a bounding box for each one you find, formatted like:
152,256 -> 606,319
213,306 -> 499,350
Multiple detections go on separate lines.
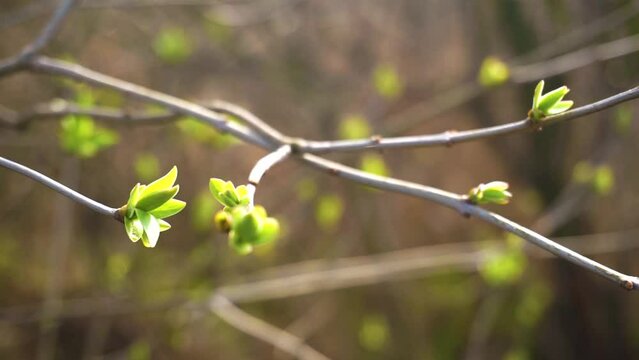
136,209 -> 160,248
546,100 -> 573,115
537,86 -> 569,113
149,199 -> 186,219
158,219 -> 171,232
235,211 -> 263,242
254,217 -> 279,245
124,217 -> 143,242
143,166 -> 178,197
126,183 -> 143,217
532,80 -> 544,110
136,185 -> 179,211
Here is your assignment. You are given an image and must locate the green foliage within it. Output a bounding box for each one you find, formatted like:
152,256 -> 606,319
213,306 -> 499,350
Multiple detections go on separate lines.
338,114 -> 371,140
177,117 -> 237,148
571,161 -> 615,196
134,153 -> 160,182
467,181 -> 512,205
128,340 -> 151,360
614,105 -> 633,136
122,166 -> 186,248
373,64 -> 403,100
358,314 -> 390,352
315,194 -> 344,232
209,178 -> 280,254
191,190 -> 219,232
59,115 -> 119,158
478,56 -> 510,87
480,235 -> 527,286
58,86 -> 119,158
296,178 -> 318,202
153,27 -> 193,64
360,153 -> 389,177
528,80 -> 574,121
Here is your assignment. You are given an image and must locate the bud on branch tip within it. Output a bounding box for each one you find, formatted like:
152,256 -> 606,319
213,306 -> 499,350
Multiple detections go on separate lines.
122,166 -> 186,248
528,80 -> 574,121
209,178 -> 280,254
467,181 -> 512,205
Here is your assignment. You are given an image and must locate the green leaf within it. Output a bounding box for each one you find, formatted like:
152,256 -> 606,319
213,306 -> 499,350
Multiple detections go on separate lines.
360,154 -> 389,177
593,166 -> 614,195
149,198 -> 186,219
134,153 -> 160,182
143,166 -> 178,196
158,219 -> 171,232
481,247 -> 527,286
136,209 -> 160,248
359,314 -> 389,352
338,114 -> 371,140
153,27 -> 192,64
126,183 -> 143,217
532,80 -> 544,110
136,185 -> 179,212
537,86 -> 569,113
235,211 -> 263,243
254,217 -> 279,245
373,64 -> 403,99
546,100 -> 573,115
478,57 -> 510,87
315,194 -> 344,232
209,178 -> 234,206
124,217 -> 143,242
229,232 -> 253,255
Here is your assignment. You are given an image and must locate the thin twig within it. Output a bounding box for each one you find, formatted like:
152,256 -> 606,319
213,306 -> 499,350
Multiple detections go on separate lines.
0,0 -> 77,77
209,295 -> 331,360
0,156 -> 118,218
27,56 -> 272,149
292,86 -> 639,153
247,145 -> 292,206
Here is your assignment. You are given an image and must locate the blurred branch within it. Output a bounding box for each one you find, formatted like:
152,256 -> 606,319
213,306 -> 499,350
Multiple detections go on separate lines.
511,34 -> 639,82
3,228 -> 638,325
0,0 -> 77,77
0,156 -> 118,218
512,1 -> 639,64
209,295 -> 330,360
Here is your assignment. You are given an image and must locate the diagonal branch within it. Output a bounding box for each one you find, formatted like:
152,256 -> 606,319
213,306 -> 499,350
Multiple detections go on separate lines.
209,295 -> 330,360
0,0 -> 78,77
0,156 -> 118,218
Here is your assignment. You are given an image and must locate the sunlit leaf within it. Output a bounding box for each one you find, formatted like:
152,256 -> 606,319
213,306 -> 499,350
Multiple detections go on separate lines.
315,194 -> 344,232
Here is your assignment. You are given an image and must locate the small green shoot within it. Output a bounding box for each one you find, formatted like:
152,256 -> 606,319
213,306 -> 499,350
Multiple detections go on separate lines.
121,166 -> 186,248
467,181 -> 512,205
528,80 -> 574,121
209,178 -> 280,254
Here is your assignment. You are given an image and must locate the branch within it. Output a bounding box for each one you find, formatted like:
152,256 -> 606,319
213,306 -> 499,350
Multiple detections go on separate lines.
9,55 -> 639,289
0,0 -> 77,77
27,56 -> 273,148
0,156 -> 118,218
209,295 -> 330,360
247,145 -> 292,206
292,85 -> 639,153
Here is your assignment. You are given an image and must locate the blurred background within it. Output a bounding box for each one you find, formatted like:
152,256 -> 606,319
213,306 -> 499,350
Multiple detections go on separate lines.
1,0 -> 639,359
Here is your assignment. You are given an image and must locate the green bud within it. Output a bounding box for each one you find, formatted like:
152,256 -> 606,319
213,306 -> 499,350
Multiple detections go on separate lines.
529,80 -> 574,121
468,181 -> 512,205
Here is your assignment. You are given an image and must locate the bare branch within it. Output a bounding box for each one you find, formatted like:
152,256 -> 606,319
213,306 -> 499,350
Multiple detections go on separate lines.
292,85 -> 639,153
209,295 -> 330,360
27,56 -> 273,148
0,156 -> 118,218
247,145 -> 292,206
0,0 -> 77,77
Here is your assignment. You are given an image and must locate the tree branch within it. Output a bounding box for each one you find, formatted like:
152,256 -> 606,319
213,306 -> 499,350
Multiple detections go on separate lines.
0,156 -> 118,218
0,0 -> 77,77
209,295 -> 330,360
247,145 -> 292,207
